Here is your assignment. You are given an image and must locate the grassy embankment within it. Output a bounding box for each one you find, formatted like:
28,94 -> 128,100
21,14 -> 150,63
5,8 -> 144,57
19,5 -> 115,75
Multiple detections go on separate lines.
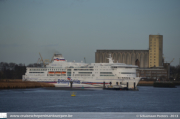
0,79 -> 54,89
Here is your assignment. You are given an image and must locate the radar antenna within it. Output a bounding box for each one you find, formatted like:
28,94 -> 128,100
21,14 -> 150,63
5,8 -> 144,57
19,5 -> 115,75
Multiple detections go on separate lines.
84,57 -> 86,63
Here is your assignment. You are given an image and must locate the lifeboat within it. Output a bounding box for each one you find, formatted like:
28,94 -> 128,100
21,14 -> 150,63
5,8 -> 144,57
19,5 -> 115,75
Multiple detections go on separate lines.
55,72 -> 61,74
48,71 -> 54,74
61,72 -> 66,74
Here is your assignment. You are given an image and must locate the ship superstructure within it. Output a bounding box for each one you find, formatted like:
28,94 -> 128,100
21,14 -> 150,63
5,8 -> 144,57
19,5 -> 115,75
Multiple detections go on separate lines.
23,54 -> 141,88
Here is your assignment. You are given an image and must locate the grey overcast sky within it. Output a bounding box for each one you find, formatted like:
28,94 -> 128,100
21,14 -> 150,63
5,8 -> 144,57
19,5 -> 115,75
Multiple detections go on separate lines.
0,0 -> 180,66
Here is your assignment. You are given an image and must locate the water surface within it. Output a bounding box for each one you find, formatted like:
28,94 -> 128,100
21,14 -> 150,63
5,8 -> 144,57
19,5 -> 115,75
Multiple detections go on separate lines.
0,86 -> 180,112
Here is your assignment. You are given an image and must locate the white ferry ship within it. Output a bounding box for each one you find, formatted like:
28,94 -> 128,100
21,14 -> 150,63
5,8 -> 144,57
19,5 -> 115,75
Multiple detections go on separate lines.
23,54 -> 141,89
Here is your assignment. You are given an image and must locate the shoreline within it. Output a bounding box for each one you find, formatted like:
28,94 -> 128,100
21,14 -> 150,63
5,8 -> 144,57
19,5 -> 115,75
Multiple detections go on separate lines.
138,81 -> 180,86
0,79 -> 54,89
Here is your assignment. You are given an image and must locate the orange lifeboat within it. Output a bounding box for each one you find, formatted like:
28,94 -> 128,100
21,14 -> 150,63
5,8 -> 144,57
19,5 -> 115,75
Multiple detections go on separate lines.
55,72 -> 61,74
61,72 -> 66,74
48,71 -> 54,74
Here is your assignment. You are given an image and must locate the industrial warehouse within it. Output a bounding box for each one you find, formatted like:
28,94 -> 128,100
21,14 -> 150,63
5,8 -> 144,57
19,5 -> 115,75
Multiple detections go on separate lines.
95,35 -> 170,80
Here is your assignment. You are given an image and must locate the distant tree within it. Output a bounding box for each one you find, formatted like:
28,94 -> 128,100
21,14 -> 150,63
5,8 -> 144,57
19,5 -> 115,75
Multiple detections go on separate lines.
170,65 -> 180,81
0,62 -> 26,80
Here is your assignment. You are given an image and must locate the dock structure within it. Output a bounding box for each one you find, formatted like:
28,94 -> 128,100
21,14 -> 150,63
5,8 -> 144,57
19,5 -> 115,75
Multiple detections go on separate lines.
103,81 -> 139,91
53,81 -> 140,91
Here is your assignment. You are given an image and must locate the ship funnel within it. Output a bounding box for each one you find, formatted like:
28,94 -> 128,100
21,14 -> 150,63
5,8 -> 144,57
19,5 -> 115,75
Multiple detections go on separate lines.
54,54 -> 62,57
53,54 -> 65,62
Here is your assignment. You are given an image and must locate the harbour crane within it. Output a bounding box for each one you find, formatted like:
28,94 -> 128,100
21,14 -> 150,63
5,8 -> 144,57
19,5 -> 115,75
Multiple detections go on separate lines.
169,58 -> 174,64
51,54 -> 55,63
37,58 -> 40,64
39,53 -> 46,67
163,56 -> 174,64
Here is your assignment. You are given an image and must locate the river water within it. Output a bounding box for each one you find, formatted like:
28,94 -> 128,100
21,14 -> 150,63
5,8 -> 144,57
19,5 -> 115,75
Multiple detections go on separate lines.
0,86 -> 180,112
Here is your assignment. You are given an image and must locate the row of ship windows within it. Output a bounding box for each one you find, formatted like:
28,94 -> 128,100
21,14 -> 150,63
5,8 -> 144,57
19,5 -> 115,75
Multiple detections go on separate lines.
69,66 -> 94,68
78,72 -> 92,74
74,74 -> 93,76
111,66 -> 133,68
29,69 -> 66,71
121,72 -> 136,74
29,68 -> 129,72
100,75 -> 114,76
74,69 -> 94,71
29,72 -> 44,73
30,69 -> 97,71
100,72 -> 113,74
29,72 -> 136,75
75,69 -> 113,70
58,74 -> 115,77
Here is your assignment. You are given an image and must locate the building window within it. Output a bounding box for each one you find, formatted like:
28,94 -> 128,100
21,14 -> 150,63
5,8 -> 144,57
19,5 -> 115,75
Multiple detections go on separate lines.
154,56 -> 156,58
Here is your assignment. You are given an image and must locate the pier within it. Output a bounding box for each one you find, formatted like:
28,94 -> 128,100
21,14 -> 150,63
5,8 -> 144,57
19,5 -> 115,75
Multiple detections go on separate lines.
102,81 -> 139,91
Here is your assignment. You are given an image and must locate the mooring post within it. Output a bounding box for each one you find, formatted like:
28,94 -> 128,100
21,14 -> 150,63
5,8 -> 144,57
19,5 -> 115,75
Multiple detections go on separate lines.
103,81 -> 105,88
70,81 -> 73,88
127,82 -> 128,89
134,82 -> 136,90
